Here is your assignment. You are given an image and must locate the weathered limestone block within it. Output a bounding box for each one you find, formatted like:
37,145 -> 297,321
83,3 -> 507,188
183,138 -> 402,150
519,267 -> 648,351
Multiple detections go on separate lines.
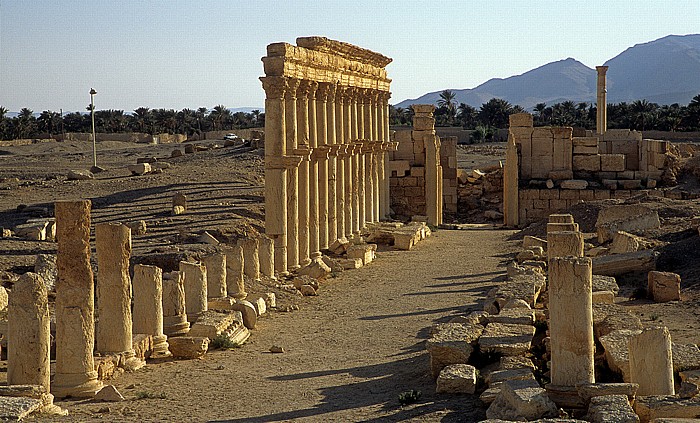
577,382 -> 639,403
523,235 -> 547,250
128,162 -> 151,175
500,356 -> 536,371
52,200 -> 103,398
180,261 -> 207,323
426,323 -> 483,378
672,343 -> 700,372
94,384 -> 125,402
486,368 -> 534,385
592,290 -> 615,304
132,264 -> 170,358
634,395 -> 700,422
94,355 -> 119,381
126,220 -> 147,235
258,235 -> 275,280
599,329 -> 643,381
549,257 -> 595,386
560,179 -> 589,190
0,396 -> 45,421
573,154 -> 601,172
172,193 -> 187,210
586,394 -> 639,423
239,238 -> 261,282
600,154 -> 626,172
231,300 -> 257,330
596,205 -> 661,243
8,273 -> 50,390
347,243 -> 376,265
629,327 -> 675,396
479,323 -> 535,356
486,273 -> 547,310
188,310 -> 250,346
162,271 -> 190,337
595,309 -> 643,339
33,254 -> 56,292
203,253 -> 227,299
647,271 -> 681,303
67,169 -> 94,180
592,250 -> 658,277
547,231 -> 584,261
224,245 -> 246,299
168,336 -> 209,359
14,221 -> 48,241
509,113 -> 533,127
436,364 -> 477,394
484,308 -> 535,325
298,259 -> 332,279
547,222 -> 579,233
549,213 -> 575,224
516,247 -> 544,262
485,379 -> 558,421
611,231 -> 644,254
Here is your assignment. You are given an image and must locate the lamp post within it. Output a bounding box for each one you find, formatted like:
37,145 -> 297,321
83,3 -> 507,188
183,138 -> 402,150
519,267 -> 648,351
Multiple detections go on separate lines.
90,88 -> 97,168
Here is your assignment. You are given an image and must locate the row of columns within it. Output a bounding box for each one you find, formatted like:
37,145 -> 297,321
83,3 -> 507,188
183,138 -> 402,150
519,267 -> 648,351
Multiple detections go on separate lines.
262,75 -> 392,275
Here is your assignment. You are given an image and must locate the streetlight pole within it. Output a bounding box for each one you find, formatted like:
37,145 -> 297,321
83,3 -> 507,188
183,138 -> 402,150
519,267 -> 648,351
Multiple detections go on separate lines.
90,88 -> 97,168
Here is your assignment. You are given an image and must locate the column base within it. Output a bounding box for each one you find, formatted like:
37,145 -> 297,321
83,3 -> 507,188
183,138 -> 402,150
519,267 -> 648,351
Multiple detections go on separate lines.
163,315 -> 190,337
310,251 -> 322,259
152,335 -> 172,358
300,258 -> 312,267
52,371 -> 103,399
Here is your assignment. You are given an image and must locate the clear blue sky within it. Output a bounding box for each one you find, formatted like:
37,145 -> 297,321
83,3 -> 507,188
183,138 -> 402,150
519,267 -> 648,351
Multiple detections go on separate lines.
1,0 -> 698,113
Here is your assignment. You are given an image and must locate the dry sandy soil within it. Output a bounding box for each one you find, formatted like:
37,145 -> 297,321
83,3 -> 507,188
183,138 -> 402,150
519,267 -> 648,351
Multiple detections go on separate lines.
0,138 -> 697,422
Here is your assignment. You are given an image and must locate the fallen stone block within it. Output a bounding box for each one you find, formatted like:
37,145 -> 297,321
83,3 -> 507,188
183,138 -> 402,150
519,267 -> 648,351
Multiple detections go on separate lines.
67,169 -> 94,180
297,259 -> 332,279
611,231 -> 645,254
672,343 -> 700,373
596,205 -> 661,243
599,329 -> 643,381
188,310 -> 249,345
577,382 -> 639,404
485,379 -> 558,421
523,235 -> 547,250
486,368 -> 533,385
500,356 -> 536,371
338,258 -> 363,269
321,256 -> 344,273
594,306 -> 643,339
0,396 -> 44,421
592,290 -> 615,304
426,323 -> 483,378
484,308 -> 535,325
479,323 -> 535,356
168,336 -> 209,359
634,395 -> 700,422
94,355 -> 120,380
254,297 -> 267,316
14,221 -> 48,241
587,246 -> 609,257
586,394 -> 639,423
128,163 -> 151,175
593,275 -> 620,295
126,220 -> 147,235
347,243 -> 377,265
592,250 -> 657,276
94,385 -> 125,402
132,333 -> 154,360
231,300 -> 257,330
436,364 -> 477,394
648,271 -> 681,303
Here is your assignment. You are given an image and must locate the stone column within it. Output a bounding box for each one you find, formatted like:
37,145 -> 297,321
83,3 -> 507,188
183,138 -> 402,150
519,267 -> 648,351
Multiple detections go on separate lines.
343,88 -> 355,240
260,76 -> 288,275
382,91 -> 392,219
352,142 -> 362,238
629,327 -> 675,395
373,142 -> 381,222
8,272 -> 50,390
203,253 -> 227,299
316,82 -> 331,250
180,261 -> 207,323
547,231 -> 584,261
548,257 -> 595,386
95,223 -> 142,370
326,83 -> 338,246
504,131 -> 519,227
285,78 -> 300,270
363,89 -> 375,224
296,80 -> 312,267
335,87 -> 347,244
162,271 -> 190,336
308,81 -> 321,260
259,235 -> 275,280
239,237 -> 261,281
224,245 -> 246,299
52,200 -> 103,398
596,66 -> 608,135
425,132 -> 440,227
132,264 -> 170,357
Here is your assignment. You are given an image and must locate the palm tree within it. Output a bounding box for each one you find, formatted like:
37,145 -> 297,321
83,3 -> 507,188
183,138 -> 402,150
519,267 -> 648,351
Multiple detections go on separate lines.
132,107 -> 152,133
15,108 -> 36,139
37,110 -> 61,136
477,98 -> 514,128
457,103 -> 477,129
209,105 -> 231,131
437,90 -> 457,125
630,99 -> 658,130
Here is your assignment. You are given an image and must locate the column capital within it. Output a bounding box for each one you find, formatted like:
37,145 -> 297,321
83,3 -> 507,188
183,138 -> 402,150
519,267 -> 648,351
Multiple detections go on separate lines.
292,147 -> 312,161
358,88 -> 373,104
297,80 -> 315,98
343,86 -> 359,101
335,144 -> 349,157
266,155 -> 303,169
596,65 -> 609,75
307,81 -> 319,100
286,78 -> 301,100
317,82 -> 334,100
311,145 -> 330,161
377,90 -> 392,102
260,76 -> 287,100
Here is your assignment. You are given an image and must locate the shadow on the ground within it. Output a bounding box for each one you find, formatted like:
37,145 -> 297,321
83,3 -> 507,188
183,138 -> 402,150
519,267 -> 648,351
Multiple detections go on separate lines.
212,354 -> 485,423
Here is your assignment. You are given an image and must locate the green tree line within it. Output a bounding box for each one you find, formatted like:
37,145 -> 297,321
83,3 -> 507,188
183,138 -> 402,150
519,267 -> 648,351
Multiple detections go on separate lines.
0,105 -> 264,140
390,90 -> 700,133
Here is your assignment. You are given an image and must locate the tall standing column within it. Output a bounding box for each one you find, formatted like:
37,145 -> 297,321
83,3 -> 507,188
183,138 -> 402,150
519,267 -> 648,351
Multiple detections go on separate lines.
308,82 -> 322,259
363,89 -> 375,225
596,66 -> 608,135
326,84 -> 338,246
372,142 -> 381,223
381,92 -> 392,219
285,78 -> 300,270
95,223 -> 142,370
52,200 -> 103,398
549,257 -> 595,386
316,83 -> 331,250
335,87 -> 347,243
260,76 -> 288,275
132,264 -> 170,357
343,88 -> 355,239
8,272 -> 50,390
296,80 -> 312,266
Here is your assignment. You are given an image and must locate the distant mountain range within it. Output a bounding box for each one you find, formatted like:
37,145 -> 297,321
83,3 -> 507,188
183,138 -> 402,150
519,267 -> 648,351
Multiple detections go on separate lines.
3,107 -> 263,118
395,34 -> 700,110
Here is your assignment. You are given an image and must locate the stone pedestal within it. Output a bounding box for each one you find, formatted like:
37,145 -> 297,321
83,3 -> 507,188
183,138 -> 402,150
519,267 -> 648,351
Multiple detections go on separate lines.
629,327 -> 674,395
180,261 -> 207,323
132,264 -> 170,357
203,253 -> 227,299
52,200 -> 103,398
8,272 -> 50,390
547,231 -> 584,261
162,271 -> 190,336
239,238 -> 261,282
95,223 -> 142,370
259,235 -> 276,280
224,245 -> 246,299
549,257 -> 595,386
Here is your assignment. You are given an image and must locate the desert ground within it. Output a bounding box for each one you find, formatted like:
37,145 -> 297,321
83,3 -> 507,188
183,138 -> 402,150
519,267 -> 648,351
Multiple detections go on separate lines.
0,137 -> 698,422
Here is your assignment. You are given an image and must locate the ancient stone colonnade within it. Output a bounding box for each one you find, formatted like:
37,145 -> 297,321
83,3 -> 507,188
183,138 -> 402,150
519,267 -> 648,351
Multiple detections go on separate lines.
260,37 -> 394,275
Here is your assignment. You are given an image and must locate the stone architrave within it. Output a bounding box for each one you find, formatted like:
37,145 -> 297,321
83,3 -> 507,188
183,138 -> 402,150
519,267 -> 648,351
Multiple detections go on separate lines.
224,245 -> 246,299
239,238 -> 261,282
162,271 -> 190,336
202,253 -> 227,299
132,264 -> 170,357
95,223 -> 142,370
8,272 -> 50,390
549,257 -> 595,386
547,231 -> 584,261
258,235 -> 276,280
52,200 -> 103,398
629,327 -> 675,395
179,261 -> 207,323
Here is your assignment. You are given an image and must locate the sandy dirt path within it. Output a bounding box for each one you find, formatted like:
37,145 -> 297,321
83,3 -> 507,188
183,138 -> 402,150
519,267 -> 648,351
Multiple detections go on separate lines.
32,227 -> 516,423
